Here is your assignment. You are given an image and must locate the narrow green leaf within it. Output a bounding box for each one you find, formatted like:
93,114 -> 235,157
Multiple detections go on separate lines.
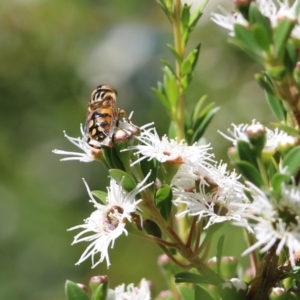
282,145 -> 300,176
216,235 -> 225,275
194,285 -> 214,300
163,66 -> 178,108
91,283 -> 107,300
140,157 -> 157,193
191,95 -> 208,123
265,91 -> 286,122
255,72 -> 276,95
189,0 -> 208,31
91,191 -> 107,204
249,3 -> 272,36
143,219 -> 162,238
271,173 -> 290,194
181,3 -> 190,29
273,18 -> 295,59
101,146 -> 115,169
181,44 -> 201,75
160,59 -> 176,77
232,24 -> 263,63
175,272 -> 212,284
65,280 -> 90,300
109,169 -> 136,192
235,161 -> 265,187
152,87 -> 171,113
274,123 -> 299,136
192,106 -> 219,142
155,184 -> 173,221
167,44 -> 183,63
237,140 -> 258,169
252,24 -> 271,53
157,0 -> 172,22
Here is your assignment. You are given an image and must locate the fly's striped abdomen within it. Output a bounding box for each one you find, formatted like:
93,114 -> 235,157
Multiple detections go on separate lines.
84,84 -> 118,148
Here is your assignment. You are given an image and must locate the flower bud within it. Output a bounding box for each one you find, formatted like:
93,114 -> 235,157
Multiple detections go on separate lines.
269,287 -> 287,300
89,275 -> 108,298
207,256 -> 238,279
245,123 -> 266,155
228,146 -> 239,163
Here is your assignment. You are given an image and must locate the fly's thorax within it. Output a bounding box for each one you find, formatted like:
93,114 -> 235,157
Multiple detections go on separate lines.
89,84 -> 117,107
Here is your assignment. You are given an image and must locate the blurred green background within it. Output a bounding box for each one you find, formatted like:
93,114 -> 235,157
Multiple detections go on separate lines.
0,0 -> 273,299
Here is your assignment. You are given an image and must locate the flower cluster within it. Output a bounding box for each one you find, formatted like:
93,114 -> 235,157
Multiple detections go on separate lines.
211,0 -> 300,38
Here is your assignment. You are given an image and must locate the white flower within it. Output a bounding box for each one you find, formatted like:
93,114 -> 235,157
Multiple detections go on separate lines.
106,278 -> 151,300
69,173 -> 153,268
242,181 -> 300,266
52,125 -> 102,162
219,120 -> 293,152
173,162 -> 249,229
211,0 -> 300,38
126,126 -> 213,166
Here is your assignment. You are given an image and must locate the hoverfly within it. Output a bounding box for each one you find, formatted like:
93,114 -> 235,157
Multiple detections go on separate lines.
84,84 -> 119,148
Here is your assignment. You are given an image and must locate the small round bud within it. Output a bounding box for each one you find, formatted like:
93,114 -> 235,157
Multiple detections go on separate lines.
246,123 -> 266,155
228,146 -> 239,163
89,275 -> 108,296
269,287 -> 286,300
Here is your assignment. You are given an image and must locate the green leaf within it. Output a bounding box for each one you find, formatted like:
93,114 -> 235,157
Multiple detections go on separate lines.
271,173 -> 290,194
160,59 -> 177,77
191,106 -> 219,143
101,146 -> 115,169
152,87 -> 170,113
273,18 -> 295,59
109,169 -> 136,192
143,219 -> 162,238
282,145 -> 300,176
237,140 -> 258,169
255,72 -> 276,95
181,44 -> 201,75
232,24 -> 263,64
175,272 -> 213,284
91,191 -> 107,205
140,157 -> 157,193
155,184 -> 173,221
91,283 -> 107,300
252,24 -> 271,53
274,123 -> 299,136
163,66 -> 178,109
181,3 -> 190,30
265,91 -> 286,122
65,280 -> 90,300
157,0 -> 171,22
167,44 -> 183,64
194,285 -> 214,300
189,0 -> 208,31
216,235 -> 225,275
235,161 -> 265,187
192,95 -> 208,123
249,3 -> 272,36
178,286 -> 194,300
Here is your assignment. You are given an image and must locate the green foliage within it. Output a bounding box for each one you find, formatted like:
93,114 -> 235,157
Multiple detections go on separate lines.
109,169 -> 137,192
155,184 -> 173,221
65,281 -> 90,300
